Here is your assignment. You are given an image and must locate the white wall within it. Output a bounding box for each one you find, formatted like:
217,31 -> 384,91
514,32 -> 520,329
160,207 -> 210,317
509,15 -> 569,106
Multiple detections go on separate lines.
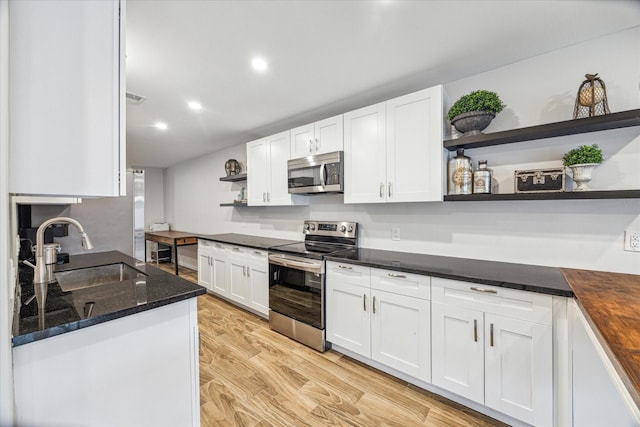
144,167 -> 165,230
163,27 -> 640,275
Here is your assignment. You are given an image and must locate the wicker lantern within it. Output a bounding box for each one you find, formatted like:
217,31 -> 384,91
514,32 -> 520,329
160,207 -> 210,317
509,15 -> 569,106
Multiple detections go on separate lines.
573,73 -> 610,119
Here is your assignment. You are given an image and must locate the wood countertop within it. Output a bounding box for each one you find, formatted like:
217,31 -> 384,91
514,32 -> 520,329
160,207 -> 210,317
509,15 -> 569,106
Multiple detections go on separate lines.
562,268 -> 640,408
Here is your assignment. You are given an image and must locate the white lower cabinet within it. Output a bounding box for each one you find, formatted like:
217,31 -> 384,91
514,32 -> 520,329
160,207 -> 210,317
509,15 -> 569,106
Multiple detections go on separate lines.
432,277 -> 553,426
326,262 -> 431,383
197,240 -> 268,317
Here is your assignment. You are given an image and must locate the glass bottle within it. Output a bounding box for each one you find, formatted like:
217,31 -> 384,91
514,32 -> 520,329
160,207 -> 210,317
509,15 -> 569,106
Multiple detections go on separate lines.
473,160 -> 492,194
448,149 -> 473,195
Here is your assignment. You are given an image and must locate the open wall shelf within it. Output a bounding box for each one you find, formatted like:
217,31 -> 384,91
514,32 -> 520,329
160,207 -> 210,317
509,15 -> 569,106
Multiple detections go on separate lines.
219,173 -> 247,182
219,201 -> 248,207
444,190 -> 640,202
443,109 -> 640,151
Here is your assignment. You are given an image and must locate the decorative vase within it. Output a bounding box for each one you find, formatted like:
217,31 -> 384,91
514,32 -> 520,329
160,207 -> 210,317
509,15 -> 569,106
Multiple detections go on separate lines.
568,163 -> 598,191
450,111 -> 496,136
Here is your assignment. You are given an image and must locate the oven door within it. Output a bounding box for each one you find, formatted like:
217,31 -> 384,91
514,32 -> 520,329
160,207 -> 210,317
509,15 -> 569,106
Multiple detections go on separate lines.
268,253 -> 325,329
287,151 -> 343,194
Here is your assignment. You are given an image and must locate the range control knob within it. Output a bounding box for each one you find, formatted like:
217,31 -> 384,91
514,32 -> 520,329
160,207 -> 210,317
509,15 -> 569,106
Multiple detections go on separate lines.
348,225 -> 354,233
340,225 -> 347,233
309,223 -> 316,231
304,223 -> 310,231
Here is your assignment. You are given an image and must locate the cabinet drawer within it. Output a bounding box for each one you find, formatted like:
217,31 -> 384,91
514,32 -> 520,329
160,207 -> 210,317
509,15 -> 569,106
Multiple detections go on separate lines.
371,268 -> 430,300
176,237 -> 197,245
432,277 -> 552,325
248,249 -> 268,261
147,234 -> 173,246
198,239 -> 216,249
326,261 -> 370,287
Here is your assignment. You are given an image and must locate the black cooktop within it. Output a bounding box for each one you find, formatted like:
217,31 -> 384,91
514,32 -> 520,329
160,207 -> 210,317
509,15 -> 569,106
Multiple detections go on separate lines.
270,241 -> 356,260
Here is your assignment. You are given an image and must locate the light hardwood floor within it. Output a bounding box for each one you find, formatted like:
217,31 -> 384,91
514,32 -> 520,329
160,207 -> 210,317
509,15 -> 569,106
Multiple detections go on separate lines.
151,262 -> 505,426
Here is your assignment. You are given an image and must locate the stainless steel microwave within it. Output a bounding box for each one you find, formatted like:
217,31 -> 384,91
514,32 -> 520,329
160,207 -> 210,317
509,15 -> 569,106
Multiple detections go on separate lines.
287,151 -> 344,194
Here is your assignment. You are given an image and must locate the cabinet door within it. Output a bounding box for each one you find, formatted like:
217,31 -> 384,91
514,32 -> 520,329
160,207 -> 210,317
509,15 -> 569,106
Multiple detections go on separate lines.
386,86 -> 443,203
197,246 -> 213,291
326,281 -> 371,357
266,131 -> 293,206
432,302 -> 484,404
9,0 -> 125,197
247,250 -> 269,316
290,123 -> 315,159
227,248 -> 249,304
314,115 -> 343,154
484,314 -> 553,426
210,244 -> 229,297
344,103 -> 387,204
371,290 -> 431,383
246,138 -> 269,206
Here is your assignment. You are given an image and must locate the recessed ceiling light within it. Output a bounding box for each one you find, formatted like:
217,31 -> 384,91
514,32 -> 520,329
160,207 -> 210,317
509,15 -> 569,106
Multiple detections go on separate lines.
154,122 -> 168,130
251,57 -> 268,72
188,101 -> 202,111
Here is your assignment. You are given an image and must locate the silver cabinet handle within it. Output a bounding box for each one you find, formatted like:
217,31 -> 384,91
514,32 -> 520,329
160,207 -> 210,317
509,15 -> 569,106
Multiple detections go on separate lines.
388,273 -> 406,278
247,267 -> 250,277
208,256 -> 212,266
267,192 -> 270,202
474,319 -> 478,342
338,264 -> 352,270
380,183 -> 384,198
232,247 -> 241,251
388,182 -> 392,198
309,139 -> 313,152
215,244 -> 223,248
470,287 -> 497,294
363,294 -> 367,312
253,251 -> 263,256
243,265 -> 246,276
315,138 -> 320,151
490,323 -> 494,347
263,192 -> 266,202
373,296 -> 376,314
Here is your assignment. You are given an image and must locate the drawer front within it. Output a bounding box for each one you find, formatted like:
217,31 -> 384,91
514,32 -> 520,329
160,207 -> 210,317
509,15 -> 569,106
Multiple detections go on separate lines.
198,239 -> 216,249
432,277 -> 552,325
326,261 -> 370,287
248,249 -> 268,261
371,268 -> 431,300
176,237 -> 197,245
147,234 -> 173,246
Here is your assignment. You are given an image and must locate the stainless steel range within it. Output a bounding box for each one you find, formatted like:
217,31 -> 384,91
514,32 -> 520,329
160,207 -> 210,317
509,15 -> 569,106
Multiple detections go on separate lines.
268,220 -> 358,351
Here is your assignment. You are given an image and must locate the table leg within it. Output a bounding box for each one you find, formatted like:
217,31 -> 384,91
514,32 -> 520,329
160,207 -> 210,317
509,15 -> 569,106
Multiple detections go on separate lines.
174,241 -> 179,276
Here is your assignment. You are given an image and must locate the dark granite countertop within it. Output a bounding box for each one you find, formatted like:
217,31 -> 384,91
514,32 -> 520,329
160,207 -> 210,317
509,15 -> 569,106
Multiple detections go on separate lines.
13,251 -> 206,346
197,233 -> 299,250
326,248 -> 573,297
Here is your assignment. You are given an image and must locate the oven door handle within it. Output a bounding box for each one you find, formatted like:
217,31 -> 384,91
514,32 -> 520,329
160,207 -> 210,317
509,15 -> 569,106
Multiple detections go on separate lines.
268,254 -> 322,274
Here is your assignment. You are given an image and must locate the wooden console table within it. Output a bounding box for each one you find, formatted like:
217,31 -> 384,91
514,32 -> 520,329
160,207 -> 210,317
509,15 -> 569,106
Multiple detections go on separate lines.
144,230 -> 198,276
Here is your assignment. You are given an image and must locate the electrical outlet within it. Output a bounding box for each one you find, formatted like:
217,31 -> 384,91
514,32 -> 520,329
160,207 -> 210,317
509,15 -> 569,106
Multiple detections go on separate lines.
624,230 -> 640,252
391,227 -> 400,241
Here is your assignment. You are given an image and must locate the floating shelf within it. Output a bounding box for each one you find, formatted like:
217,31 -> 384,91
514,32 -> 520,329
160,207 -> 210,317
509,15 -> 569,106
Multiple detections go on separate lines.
219,201 -> 248,207
444,190 -> 640,202
443,109 -> 640,151
219,173 -> 247,182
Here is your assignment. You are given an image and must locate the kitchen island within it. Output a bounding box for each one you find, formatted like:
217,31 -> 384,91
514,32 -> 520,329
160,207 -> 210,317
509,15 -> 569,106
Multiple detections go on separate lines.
12,251 -> 206,427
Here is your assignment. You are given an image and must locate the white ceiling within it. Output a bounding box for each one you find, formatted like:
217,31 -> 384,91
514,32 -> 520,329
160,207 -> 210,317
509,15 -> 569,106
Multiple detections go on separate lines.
126,0 -> 640,168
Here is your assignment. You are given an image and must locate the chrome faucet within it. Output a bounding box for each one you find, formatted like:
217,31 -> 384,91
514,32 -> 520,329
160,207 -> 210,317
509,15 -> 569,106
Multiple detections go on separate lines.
33,217 -> 93,284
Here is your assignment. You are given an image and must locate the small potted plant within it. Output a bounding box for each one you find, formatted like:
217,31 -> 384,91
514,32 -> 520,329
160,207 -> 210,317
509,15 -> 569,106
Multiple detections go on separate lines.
447,90 -> 506,136
562,144 -> 603,191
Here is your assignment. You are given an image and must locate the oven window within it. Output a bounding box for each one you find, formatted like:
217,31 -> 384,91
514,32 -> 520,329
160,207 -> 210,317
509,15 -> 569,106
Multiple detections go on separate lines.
269,263 -> 323,329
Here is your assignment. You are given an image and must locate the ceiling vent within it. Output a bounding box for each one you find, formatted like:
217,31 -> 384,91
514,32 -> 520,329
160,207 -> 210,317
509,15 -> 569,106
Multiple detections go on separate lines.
126,92 -> 146,105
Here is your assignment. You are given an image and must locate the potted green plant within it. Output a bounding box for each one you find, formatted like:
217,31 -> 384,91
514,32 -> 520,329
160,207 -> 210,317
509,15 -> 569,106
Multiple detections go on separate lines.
447,90 -> 506,136
562,144 -> 603,191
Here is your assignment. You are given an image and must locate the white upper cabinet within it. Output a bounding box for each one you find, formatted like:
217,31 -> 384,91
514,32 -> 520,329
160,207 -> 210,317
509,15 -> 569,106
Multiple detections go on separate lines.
9,0 -> 125,197
290,114 -> 343,159
247,132 -> 306,206
344,86 -> 444,204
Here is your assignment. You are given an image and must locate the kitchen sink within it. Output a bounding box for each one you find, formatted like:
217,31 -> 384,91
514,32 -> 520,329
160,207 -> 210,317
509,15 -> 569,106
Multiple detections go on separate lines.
54,263 -> 147,292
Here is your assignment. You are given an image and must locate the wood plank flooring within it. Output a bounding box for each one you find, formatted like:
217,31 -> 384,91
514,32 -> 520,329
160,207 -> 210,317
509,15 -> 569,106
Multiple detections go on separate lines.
150,262 -> 505,426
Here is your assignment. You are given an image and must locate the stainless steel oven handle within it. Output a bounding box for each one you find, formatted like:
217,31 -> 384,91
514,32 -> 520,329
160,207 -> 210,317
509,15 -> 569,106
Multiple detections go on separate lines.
268,254 -> 322,274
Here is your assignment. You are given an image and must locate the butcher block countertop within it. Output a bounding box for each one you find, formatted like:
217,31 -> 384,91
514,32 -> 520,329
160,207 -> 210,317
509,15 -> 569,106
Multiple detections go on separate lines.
562,268 -> 640,408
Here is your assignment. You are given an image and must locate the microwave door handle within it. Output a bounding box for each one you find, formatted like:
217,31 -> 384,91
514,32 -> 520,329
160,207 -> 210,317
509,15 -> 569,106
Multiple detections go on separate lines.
319,162 -> 326,187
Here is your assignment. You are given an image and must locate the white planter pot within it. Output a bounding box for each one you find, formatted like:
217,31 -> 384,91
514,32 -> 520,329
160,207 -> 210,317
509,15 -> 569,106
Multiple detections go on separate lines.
568,163 -> 599,191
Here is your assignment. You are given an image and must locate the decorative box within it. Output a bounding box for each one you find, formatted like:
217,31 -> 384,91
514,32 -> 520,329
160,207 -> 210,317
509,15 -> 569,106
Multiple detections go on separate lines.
514,168 -> 565,193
